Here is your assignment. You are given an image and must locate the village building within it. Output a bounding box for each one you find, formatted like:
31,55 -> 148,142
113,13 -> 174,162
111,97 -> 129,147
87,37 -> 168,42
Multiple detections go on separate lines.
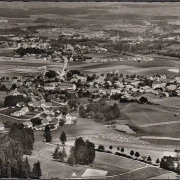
11,106 -> 29,117
58,83 -> 76,91
0,122 -> 5,131
44,83 -> 56,90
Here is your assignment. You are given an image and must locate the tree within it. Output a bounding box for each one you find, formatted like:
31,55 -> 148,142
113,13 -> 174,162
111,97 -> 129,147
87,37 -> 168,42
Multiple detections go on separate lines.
98,145 -> 105,151
31,163 -> 38,179
147,156 -> 152,162
79,105 -> 86,118
60,132 -> 67,145
59,150 -> 64,162
94,112 -> 104,121
36,161 -> 42,178
117,147 -> 120,151
62,105 -> 69,115
156,158 -> 160,164
68,147 -> 75,166
135,152 -> 140,158
68,99 -> 79,109
86,140 -> 95,164
25,157 -> 31,177
44,131 -> 52,142
11,84 -> 17,90
121,148 -> 124,153
44,125 -> 52,142
31,161 -> 41,179
74,137 -> 95,165
4,95 -> 27,107
62,146 -> 67,159
52,146 -> 60,159
130,150 -> 134,156
45,70 -> 57,79
139,96 -> 148,104
109,146 -> 113,150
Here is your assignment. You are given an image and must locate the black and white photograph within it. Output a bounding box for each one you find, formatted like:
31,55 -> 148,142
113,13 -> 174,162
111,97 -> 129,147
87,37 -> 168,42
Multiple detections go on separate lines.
0,1 -> 180,179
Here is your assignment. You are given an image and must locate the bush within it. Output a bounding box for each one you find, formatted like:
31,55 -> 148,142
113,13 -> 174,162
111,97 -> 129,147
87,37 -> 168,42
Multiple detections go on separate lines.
98,145 -> 105,151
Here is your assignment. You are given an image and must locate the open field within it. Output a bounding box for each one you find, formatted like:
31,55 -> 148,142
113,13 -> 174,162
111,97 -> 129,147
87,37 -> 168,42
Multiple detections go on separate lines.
119,166 -> 169,179
68,54 -> 180,77
0,57 -> 63,76
120,103 -> 179,126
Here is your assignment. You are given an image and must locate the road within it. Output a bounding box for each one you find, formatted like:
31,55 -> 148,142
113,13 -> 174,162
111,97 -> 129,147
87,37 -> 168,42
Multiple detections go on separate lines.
60,57 -> 68,76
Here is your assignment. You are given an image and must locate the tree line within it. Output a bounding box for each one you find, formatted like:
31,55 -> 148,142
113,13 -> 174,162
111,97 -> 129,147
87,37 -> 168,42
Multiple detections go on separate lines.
0,123 -> 41,178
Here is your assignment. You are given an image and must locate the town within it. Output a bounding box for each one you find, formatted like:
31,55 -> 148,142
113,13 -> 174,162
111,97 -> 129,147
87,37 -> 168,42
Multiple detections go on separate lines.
1,2 -> 180,179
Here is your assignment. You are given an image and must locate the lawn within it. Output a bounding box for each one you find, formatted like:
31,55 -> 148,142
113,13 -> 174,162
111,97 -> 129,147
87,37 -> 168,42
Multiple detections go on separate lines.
30,131 -> 148,179
141,123 -> 180,138
93,152 -> 145,175
120,103 -> 179,127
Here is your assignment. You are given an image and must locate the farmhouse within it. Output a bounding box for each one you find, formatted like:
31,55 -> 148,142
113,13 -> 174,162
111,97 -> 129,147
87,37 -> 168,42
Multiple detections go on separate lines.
163,151 -> 178,160
11,106 -> 29,117
44,83 -> 56,90
0,122 -> 5,131
23,121 -> 33,129
58,83 -> 76,90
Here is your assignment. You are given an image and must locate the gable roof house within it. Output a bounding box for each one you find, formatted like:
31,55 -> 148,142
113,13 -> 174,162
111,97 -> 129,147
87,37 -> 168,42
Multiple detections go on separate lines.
11,106 -> 29,117
44,83 -> 56,90
0,122 -> 5,131
58,83 -> 76,91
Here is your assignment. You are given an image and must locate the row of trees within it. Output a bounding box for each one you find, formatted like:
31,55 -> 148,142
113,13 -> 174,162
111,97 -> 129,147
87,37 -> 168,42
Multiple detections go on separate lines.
98,145 -> 158,164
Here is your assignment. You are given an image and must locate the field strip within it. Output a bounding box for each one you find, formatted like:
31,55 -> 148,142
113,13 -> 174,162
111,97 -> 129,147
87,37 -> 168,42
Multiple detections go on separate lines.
139,120 -> 180,127
0,111 -> 43,121
119,165 -> 148,176
140,136 -> 180,141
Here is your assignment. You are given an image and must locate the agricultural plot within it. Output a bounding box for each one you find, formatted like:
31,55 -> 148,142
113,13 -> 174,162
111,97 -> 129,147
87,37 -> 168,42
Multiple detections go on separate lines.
119,166 -> 169,179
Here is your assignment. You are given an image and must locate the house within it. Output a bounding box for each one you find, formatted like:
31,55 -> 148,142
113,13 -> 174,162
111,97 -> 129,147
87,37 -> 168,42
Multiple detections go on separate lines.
65,114 -> 76,124
166,84 -> 177,91
11,106 -> 29,117
23,121 -> 33,129
44,83 -> 55,90
152,82 -> 166,89
94,76 -> 105,84
163,151 -> 178,160
58,83 -> 76,91
0,122 -> 5,131
28,101 -> 41,108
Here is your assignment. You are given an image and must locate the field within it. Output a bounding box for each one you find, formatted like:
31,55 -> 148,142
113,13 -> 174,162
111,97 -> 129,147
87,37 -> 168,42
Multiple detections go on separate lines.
0,56 -> 63,77
68,54 -> 179,77
119,166 -> 169,179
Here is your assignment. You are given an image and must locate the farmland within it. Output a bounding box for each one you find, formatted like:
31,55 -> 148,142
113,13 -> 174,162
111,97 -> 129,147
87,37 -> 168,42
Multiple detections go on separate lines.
1,1 -> 180,179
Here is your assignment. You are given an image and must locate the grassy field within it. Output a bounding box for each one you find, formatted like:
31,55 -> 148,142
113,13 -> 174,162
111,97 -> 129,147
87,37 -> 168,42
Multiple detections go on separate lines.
119,166 -> 168,179
120,103 -> 179,126
30,130 -> 149,178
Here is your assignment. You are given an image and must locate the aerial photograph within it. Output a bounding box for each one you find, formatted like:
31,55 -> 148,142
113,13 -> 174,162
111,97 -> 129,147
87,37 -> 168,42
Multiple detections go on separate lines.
0,1 -> 180,179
